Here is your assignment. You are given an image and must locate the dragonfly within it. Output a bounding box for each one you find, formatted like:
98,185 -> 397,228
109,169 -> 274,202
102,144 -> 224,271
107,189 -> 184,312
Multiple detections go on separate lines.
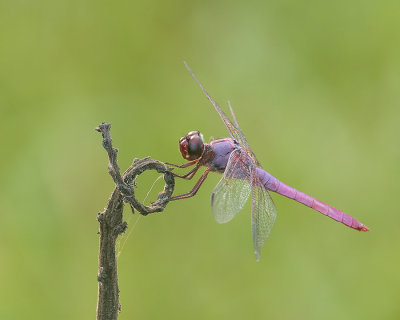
167,62 -> 369,260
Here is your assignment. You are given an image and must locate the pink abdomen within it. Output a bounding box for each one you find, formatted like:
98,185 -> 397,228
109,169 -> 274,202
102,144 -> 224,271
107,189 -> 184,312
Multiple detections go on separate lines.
255,168 -> 369,232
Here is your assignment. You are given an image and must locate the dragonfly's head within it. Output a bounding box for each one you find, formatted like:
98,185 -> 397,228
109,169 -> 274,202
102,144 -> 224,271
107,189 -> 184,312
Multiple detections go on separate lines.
179,131 -> 205,161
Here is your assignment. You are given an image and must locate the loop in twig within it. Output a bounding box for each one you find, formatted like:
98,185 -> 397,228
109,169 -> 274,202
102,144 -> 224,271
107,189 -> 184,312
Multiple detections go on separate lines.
123,157 -> 175,215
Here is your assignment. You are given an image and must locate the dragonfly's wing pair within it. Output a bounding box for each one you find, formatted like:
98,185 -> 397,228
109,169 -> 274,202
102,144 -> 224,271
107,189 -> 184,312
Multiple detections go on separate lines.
211,149 -> 277,260
185,62 -> 277,259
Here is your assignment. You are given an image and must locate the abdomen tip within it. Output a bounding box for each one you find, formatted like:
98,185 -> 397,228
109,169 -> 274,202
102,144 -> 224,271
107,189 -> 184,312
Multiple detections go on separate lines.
360,225 -> 370,232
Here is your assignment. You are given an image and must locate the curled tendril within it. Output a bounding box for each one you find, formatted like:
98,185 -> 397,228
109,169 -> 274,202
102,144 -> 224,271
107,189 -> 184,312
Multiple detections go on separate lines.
123,157 -> 175,215
96,122 -> 175,216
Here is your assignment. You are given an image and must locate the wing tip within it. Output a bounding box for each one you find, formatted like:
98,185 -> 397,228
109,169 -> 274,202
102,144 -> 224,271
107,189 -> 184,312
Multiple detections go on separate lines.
212,211 -> 234,224
183,60 -> 191,72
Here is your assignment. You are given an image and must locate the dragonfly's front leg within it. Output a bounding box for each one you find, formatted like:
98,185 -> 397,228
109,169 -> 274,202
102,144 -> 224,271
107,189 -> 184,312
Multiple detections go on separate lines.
166,159 -> 202,180
169,168 -> 211,200
165,159 -> 199,169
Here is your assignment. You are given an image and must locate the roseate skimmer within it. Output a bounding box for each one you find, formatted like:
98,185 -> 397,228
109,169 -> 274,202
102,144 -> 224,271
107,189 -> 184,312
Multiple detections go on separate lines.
168,63 -> 369,260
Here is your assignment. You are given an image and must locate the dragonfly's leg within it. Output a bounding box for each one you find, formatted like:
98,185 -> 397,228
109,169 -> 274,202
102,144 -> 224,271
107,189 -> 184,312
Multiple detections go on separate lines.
172,161 -> 202,180
165,159 -> 199,169
169,168 -> 211,201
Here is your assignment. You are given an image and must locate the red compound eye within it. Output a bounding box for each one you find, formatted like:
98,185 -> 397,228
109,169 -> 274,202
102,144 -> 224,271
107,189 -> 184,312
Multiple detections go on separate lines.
179,131 -> 204,160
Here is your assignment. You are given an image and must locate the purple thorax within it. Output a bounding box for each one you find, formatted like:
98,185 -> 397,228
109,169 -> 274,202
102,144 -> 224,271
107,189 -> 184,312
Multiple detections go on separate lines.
202,138 -> 237,173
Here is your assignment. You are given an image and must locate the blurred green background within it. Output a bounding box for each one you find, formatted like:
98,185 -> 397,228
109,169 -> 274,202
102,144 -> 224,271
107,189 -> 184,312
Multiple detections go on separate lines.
1,1 -> 399,319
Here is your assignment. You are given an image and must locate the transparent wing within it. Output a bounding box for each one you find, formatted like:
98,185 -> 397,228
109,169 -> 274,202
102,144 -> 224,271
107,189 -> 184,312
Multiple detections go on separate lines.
184,62 -> 241,142
251,175 -> 277,261
184,62 -> 260,166
211,149 -> 253,223
228,101 -> 260,166
227,100 -> 240,128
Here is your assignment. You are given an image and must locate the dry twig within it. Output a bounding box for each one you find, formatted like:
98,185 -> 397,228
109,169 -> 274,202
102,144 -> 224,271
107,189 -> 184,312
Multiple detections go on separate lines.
95,123 -> 174,320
